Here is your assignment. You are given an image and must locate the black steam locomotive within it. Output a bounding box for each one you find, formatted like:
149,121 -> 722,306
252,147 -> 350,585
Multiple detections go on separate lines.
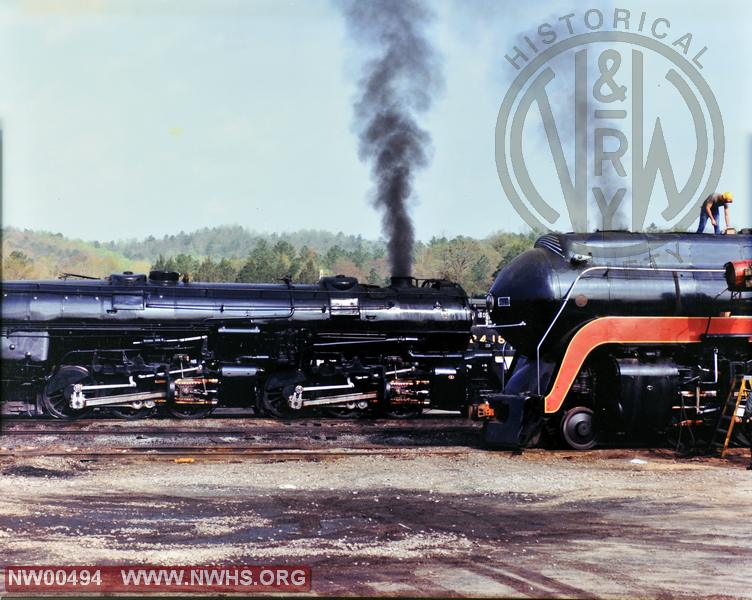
3,230 -> 750,449
1,273 -> 499,419
476,231 -> 752,449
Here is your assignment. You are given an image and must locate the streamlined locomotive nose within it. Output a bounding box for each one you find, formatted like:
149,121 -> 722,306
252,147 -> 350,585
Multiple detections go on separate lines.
488,248 -> 558,349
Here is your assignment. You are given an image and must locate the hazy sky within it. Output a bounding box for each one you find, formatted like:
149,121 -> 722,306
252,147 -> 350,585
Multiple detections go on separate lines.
1,0 -> 750,241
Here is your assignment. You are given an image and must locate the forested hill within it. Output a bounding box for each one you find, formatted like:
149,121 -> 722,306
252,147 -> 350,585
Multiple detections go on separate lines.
1,226 -> 539,296
1,228 -> 152,282
110,226 -> 386,261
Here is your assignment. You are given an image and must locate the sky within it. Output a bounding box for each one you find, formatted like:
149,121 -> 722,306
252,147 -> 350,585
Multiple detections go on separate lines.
1,0 -> 751,242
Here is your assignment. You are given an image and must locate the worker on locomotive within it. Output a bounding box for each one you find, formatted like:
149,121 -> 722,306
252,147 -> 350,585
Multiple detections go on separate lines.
696,191 -> 734,234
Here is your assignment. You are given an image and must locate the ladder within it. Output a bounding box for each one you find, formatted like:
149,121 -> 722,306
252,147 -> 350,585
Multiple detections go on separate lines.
711,376 -> 750,457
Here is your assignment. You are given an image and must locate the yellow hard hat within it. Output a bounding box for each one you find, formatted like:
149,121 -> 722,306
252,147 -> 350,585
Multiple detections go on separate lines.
722,191 -> 733,202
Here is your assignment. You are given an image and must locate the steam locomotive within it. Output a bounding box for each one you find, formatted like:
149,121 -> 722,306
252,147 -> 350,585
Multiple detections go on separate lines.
476,231 -> 752,449
1,273 -> 499,419
3,230 -> 750,449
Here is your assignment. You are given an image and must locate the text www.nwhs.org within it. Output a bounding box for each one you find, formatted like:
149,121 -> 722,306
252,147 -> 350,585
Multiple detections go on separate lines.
4,566 -> 311,592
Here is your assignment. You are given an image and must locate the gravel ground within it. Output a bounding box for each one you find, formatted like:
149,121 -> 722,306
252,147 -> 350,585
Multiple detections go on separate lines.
0,420 -> 750,598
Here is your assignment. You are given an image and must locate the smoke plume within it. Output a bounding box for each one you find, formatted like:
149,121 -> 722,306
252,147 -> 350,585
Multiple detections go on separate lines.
340,0 -> 442,277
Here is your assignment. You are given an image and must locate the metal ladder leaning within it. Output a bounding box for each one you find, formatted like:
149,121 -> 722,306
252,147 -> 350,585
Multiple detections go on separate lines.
711,376 -> 750,458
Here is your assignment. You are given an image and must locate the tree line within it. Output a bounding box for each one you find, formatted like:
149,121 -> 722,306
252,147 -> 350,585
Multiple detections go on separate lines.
2,226 -> 540,295
110,226 -> 386,261
150,232 -> 539,295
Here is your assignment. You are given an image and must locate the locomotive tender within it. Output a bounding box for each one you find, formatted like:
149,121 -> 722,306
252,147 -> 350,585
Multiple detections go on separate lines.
477,231 -> 752,449
1,272 -> 498,419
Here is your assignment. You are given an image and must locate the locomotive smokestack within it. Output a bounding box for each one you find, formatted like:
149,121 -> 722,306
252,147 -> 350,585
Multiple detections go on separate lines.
390,276 -> 414,288
340,0 -> 442,277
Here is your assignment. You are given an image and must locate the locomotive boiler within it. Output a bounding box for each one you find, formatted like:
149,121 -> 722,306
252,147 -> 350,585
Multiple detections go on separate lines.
476,231 -> 752,450
1,273 -> 497,419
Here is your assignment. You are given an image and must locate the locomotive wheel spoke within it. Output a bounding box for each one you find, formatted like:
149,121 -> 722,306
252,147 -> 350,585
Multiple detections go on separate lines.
260,384 -> 296,419
260,372 -> 306,419
41,366 -> 95,420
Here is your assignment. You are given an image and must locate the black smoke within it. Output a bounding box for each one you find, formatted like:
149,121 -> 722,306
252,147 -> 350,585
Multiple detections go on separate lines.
340,0 -> 442,277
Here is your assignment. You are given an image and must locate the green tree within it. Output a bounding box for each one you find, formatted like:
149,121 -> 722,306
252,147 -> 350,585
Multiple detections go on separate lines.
195,256 -> 219,282
272,240 -> 297,278
429,236 -> 499,295
324,245 -> 346,270
152,254 -> 166,270
348,236 -> 368,267
297,259 -> 320,283
236,240 -> 277,282
172,253 -> 199,277
488,231 -> 537,273
216,258 -> 237,282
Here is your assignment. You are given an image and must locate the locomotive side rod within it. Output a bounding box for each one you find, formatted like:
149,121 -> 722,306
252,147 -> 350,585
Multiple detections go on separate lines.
72,391 -> 165,409
289,391 -> 379,409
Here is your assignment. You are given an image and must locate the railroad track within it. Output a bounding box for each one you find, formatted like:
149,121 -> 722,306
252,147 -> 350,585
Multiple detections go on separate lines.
0,416 -> 482,458
0,445 -> 470,459
1,426 -> 284,436
0,416 -> 477,436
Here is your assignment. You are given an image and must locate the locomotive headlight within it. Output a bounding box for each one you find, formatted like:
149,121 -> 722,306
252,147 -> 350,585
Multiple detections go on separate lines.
485,293 -> 495,310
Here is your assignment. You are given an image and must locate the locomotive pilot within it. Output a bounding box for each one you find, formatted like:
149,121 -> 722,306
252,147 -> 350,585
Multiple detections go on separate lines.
696,191 -> 733,234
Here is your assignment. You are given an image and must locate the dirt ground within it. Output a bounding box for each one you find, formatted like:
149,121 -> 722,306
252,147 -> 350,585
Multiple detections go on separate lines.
0,417 -> 750,598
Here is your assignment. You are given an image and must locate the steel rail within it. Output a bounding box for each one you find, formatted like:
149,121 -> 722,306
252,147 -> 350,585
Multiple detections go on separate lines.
0,446 -> 469,458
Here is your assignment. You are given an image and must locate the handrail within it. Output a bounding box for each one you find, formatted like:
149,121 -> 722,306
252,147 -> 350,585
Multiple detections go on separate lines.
534,265 -> 725,395
488,321 -> 527,328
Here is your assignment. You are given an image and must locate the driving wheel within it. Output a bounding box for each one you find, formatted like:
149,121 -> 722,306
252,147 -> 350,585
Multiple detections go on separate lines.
561,406 -> 597,450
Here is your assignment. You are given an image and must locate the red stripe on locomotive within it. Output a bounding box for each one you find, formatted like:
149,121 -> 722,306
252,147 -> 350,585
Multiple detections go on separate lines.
544,316 -> 752,414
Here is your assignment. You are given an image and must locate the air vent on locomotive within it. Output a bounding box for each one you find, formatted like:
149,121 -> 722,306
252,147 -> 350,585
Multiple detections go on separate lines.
109,271 -> 147,285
